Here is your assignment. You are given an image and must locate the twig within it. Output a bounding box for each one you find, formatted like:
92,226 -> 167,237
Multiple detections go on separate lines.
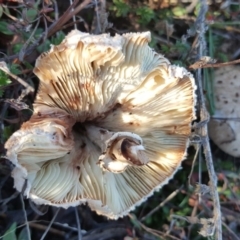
187,206 -> 203,239
19,219 -> 79,233
46,0 -> 79,36
188,143 -> 200,187
140,185 -> 184,222
20,194 -> 31,240
61,19 -> 85,29
91,0 -> 110,34
186,0 -> 199,13
29,222 -> 65,237
82,227 -> 128,240
75,207 -> 82,240
93,0 -> 101,33
0,0 -> 92,63
129,214 -> 181,240
41,0 -> 49,42
70,0 -> 77,29
194,0 -> 222,239
29,200 -> 49,216
222,222 -> 240,240
47,0 -> 92,37
0,191 -> 19,204
19,17 -> 41,61
189,58 -> 240,69
51,0 -> 59,21
40,208 -> 60,240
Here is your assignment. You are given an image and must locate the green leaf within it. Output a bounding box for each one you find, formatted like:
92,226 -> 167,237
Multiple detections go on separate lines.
12,43 -> 23,54
172,6 -> 187,17
24,2 -> 39,22
3,222 -> 17,240
35,27 -> 44,36
0,70 -> 11,97
217,52 -> 228,62
10,64 -> 21,75
23,61 -> 34,70
0,21 -> 14,35
110,0 -> 130,17
0,71 -> 10,85
223,170 -> 240,180
129,214 -> 142,229
149,35 -> 157,48
194,2 -> 201,16
136,7 -> 155,25
178,195 -> 189,208
0,64 -> 20,97
161,44 -> 170,54
173,60 -> 184,67
18,227 -> 30,240
3,125 -> 13,141
51,31 -> 66,45
37,39 -> 51,53
26,8 -> 38,22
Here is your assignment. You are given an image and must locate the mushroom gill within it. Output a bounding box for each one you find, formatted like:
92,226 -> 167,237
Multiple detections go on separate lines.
5,30 -> 196,219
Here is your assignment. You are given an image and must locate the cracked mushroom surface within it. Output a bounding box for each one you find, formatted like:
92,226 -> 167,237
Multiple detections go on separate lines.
5,30 -> 196,219
209,65 -> 240,157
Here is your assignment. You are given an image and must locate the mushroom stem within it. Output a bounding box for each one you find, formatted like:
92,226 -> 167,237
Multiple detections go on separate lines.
85,125 -> 114,151
85,125 -> 149,173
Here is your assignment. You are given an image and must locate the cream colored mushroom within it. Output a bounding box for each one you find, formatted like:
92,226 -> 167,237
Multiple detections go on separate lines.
5,30 -> 196,219
209,65 -> 240,157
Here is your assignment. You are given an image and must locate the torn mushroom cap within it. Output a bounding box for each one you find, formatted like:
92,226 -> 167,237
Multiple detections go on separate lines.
209,65 -> 240,157
5,30 -> 196,219
86,126 -> 149,173
5,107 -> 75,194
98,132 -> 149,172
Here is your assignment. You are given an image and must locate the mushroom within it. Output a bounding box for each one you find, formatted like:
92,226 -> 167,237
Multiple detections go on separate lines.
209,65 -> 240,157
5,30 -> 196,219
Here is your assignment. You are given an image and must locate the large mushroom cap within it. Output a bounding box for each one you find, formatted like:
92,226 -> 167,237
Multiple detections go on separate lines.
5,30 -> 196,219
209,65 -> 240,157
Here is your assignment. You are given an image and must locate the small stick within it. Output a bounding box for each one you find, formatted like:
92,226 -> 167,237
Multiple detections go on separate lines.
47,0 -> 92,37
29,222 -> 65,237
40,208 -> 60,240
222,222 -> 240,240
194,1 -> 222,238
70,0 -> 77,29
189,58 -> 240,69
0,62 -> 34,93
140,185 -> 184,222
75,208 -> 82,240
20,194 -> 31,240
